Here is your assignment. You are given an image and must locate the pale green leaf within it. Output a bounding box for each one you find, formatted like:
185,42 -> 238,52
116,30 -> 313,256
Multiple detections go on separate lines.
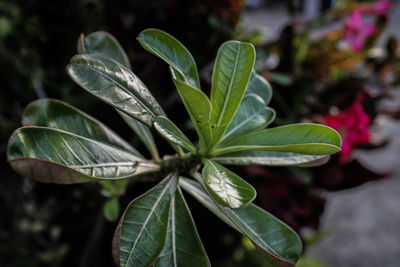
103,197 -> 120,222
245,70 -> 273,105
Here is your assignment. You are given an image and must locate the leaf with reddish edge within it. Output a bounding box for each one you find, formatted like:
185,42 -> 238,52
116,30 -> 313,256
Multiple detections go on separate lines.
179,177 -> 302,267
112,173 -> 178,267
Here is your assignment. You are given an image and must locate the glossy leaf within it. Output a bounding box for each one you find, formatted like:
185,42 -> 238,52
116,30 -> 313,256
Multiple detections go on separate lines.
77,31 -> 159,160
220,94 -> 275,145
112,173 -> 178,267
172,74 -> 212,153
155,188 -> 210,267
210,41 -> 255,145
118,111 -> 159,160
138,29 -> 200,88
154,116 -> 196,153
7,127 -> 159,184
213,123 -> 342,156
245,70 -> 273,105
77,31 -> 131,68
22,98 -> 142,158
67,54 -> 165,126
213,151 -> 330,167
104,197 -> 120,222
180,178 -> 302,267
201,159 -> 256,208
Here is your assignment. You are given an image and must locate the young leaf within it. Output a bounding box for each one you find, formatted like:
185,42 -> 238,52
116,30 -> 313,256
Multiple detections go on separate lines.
78,31 -> 131,68
22,98 -> 143,158
77,31 -> 159,161
118,111 -> 160,160
67,54 -> 165,126
137,29 -> 200,88
154,116 -> 196,153
172,74 -> 212,153
112,173 -> 178,267
201,159 -> 256,209
245,70 -> 273,105
180,178 -> 302,267
155,188 -> 210,267
213,123 -> 342,156
103,197 -> 120,222
7,127 -> 159,184
210,41 -> 255,146
220,94 -> 275,145
213,151 -> 330,167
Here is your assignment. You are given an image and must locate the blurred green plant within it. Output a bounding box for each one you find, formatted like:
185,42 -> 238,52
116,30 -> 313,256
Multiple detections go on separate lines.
7,29 -> 341,266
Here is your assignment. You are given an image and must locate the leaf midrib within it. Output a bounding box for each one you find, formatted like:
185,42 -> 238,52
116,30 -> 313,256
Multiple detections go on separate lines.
73,61 -> 156,117
125,175 -> 175,265
215,43 -> 241,126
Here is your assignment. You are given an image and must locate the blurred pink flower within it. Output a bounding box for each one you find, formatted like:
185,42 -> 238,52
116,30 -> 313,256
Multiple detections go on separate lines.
361,0 -> 392,16
324,96 -> 371,163
343,10 -> 376,51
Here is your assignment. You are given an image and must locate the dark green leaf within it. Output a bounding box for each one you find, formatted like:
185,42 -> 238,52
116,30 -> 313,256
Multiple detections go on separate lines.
104,197 -> 120,222
138,29 -> 200,88
210,41 -> 255,145
180,178 -> 302,267
155,188 -> 210,267
172,74 -> 212,153
77,31 -> 160,160
22,98 -> 142,158
213,151 -> 330,167
245,70 -> 273,105
201,159 -> 256,208
78,31 -> 131,68
154,116 -> 196,153
112,173 -> 178,267
7,127 -> 159,183
67,54 -> 165,126
213,123 -> 342,156
220,94 -> 275,145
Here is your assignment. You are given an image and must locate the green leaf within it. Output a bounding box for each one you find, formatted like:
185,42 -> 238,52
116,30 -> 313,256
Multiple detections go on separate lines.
245,70 -> 273,105
201,159 -> 256,209
112,173 -> 178,267
77,31 -> 160,161
154,116 -> 196,153
210,41 -> 255,146
66,54 -> 165,126
180,178 -> 302,267
213,123 -> 342,156
77,31 -> 131,68
155,188 -> 210,267
22,98 -> 143,158
172,74 -> 212,153
137,28 -> 200,88
103,197 -> 120,222
118,111 -> 160,161
220,94 -> 275,145
212,150 -> 330,167
7,127 -> 159,184
213,151 -> 330,167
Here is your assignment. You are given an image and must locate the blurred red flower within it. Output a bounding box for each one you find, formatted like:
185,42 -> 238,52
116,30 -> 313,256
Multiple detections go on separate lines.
324,96 -> 371,163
